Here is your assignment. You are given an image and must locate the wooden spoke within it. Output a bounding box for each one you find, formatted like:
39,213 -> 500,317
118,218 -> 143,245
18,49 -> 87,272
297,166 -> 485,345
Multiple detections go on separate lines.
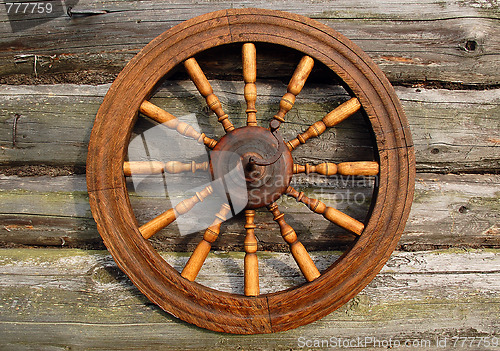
124,161 -> 165,176
267,202 -> 320,282
123,161 -> 209,176
273,56 -> 314,124
286,186 -> 364,236
164,161 -> 209,174
337,161 -> 379,176
242,43 -> 258,127
184,57 -> 235,133
293,161 -> 379,176
287,97 -> 361,150
139,185 -> 213,239
293,162 -> 337,176
140,100 -> 217,149
181,203 -> 231,281
243,209 -> 259,296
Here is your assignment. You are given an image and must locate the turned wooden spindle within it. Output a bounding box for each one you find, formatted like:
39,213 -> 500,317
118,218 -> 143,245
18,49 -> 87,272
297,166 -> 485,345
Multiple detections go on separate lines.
267,202 -> 320,282
184,57 -> 235,133
293,161 -> 379,176
242,43 -> 258,127
244,209 -> 259,296
181,203 -> 231,281
140,100 -> 217,149
123,161 -> 209,176
293,162 -> 338,176
273,56 -> 314,124
139,185 -> 213,239
123,161 -> 165,176
287,97 -> 361,150
337,161 -> 379,176
286,186 -> 364,236
164,160 -> 209,174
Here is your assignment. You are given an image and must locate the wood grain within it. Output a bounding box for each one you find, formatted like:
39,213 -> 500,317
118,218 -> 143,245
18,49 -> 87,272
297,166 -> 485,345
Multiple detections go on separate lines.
273,56 -> 314,124
0,173 -> 498,250
0,248 -> 498,349
0,0 -> 498,85
139,185 -> 213,239
0,2 -> 498,342
139,100 -> 217,149
293,161 -> 379,176
184,58 -> 234,133
181,203 -> 231,281
1,84 -> 497,173
287,97 -> 360,150
82,8 -> 414,333
286,186 -> 365,236
123,161 -> 209,175
267,202 -> 321,282
243,209 -> 259,296
242,43 -> 257,127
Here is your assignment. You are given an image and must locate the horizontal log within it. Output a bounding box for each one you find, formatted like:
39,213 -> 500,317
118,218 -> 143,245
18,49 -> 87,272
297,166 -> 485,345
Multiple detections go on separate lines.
0,173 -> 498,250
397,87 -> 500,173
0,1 -> 498,85
0,84 -> 498,172
0,248 -> 498,349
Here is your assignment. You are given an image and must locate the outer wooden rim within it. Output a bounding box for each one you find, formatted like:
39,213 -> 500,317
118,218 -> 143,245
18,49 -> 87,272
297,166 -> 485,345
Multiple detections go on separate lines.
87,8 -> 415,334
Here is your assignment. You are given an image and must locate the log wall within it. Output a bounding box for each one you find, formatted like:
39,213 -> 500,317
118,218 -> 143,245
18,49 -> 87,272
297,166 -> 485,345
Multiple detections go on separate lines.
0,0 -> 498,349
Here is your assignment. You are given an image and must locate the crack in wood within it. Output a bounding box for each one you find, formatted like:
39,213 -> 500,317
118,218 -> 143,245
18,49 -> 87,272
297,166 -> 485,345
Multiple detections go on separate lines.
11,114 -> 21,149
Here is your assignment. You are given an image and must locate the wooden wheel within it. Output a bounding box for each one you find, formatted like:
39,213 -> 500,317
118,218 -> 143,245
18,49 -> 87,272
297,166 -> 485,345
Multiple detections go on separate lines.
87,8 -> 415,334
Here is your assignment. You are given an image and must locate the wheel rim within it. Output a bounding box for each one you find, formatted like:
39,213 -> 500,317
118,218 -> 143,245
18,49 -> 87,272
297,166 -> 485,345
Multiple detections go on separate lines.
87,8 -> 415,334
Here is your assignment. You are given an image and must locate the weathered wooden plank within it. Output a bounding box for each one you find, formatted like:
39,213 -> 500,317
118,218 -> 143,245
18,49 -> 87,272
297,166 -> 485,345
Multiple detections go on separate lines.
397,87 -> 500,173
0,0 -> 498,85
0,84 -> 498,172
0,84 -> 102,166
0,248 -> 498,350
406,173 -> 500,251
0,173 -> 498,249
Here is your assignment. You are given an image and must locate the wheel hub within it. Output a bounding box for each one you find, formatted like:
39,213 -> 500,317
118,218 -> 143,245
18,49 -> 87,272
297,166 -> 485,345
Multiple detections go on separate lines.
210,126 -> 293,209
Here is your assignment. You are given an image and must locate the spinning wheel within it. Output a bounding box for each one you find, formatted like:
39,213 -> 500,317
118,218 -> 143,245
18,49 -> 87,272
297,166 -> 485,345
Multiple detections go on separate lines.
87,8 -> 415,334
